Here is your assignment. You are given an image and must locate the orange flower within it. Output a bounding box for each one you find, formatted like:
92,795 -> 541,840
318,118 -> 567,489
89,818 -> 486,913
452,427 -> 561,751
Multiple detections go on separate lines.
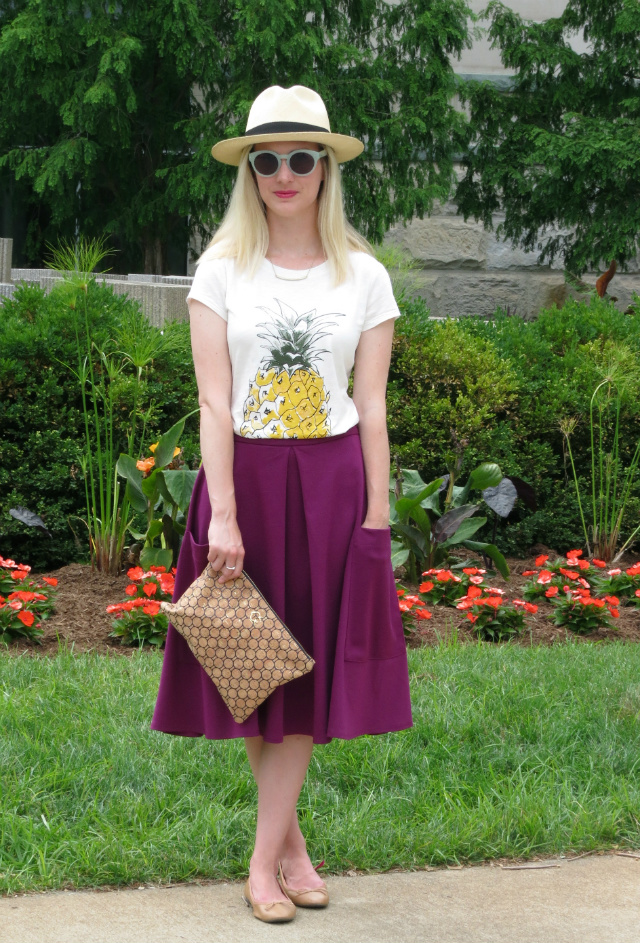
466,613 -> 478,623
469,575 -> 484,585
537,570 -> 553,584
11,569 -> 29,581
577,560 -> 590,571
535,554 -> 548,566
545,586 -> 559,597
604,595 -> 620,605
635,589 -> 640,598
591,559 -> 606,568
17,610 -> 35,627
608,569 -> 621,576
414,608 -> 432,620
127,567 -> 144,581
524,603 -> 538,614
398,600 -> 413,612
143,601 -> 161,616
41,576 -> 58,587
106,603 -> 123,613
149,442 -> 181,458
396,588 -> 405,596
467,585 -> 483,599
462,567 -> 485,575
419,581 -> 434,593
566,549 -> 583,559
8,590 -> 36,602
149,565 -> 167,574
559,568 -> 579,580
136,457 -> 155,475
125,584 -> 138,597
522,570 -> 537,576
609,607 -> 620,618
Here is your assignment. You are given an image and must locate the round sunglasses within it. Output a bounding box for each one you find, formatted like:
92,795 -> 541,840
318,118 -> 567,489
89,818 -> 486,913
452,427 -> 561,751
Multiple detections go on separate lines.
248,148 -> 327,178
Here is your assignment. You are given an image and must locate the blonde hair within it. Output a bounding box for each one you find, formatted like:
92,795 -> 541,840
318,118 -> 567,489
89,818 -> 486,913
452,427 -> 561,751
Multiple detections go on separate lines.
199,145 -> 372,284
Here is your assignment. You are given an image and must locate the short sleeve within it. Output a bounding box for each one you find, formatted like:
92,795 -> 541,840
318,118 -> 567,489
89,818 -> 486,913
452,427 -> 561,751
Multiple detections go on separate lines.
186,257 -> 228,321
362,259 -> 401,331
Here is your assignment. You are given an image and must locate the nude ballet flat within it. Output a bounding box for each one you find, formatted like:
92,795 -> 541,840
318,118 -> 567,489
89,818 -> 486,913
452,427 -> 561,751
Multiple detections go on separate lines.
242,878 -> 296,923
278,863 -> 329,909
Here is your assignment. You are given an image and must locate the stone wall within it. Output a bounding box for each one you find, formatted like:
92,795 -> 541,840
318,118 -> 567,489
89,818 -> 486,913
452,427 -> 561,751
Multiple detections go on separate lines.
384,205 -> 640,319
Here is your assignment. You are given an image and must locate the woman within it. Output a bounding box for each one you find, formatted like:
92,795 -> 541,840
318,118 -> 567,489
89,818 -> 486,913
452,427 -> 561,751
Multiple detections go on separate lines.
151,85 -> 412,923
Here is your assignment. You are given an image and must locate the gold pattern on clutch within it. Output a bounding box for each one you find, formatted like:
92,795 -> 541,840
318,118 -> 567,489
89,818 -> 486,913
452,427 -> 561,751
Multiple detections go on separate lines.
161,565 -> 315,724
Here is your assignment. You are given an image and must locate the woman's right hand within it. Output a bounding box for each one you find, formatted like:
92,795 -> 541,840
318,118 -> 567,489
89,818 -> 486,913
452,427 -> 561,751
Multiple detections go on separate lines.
207,514 -> 245,584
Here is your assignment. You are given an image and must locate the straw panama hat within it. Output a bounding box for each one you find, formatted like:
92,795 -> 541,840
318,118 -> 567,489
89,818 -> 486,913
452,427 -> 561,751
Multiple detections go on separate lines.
211,85 -> 364,166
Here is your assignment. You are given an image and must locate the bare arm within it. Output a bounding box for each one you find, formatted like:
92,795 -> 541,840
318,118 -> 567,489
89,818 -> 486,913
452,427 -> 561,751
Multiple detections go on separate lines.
351,318 -> 395,529
189,298 -> 244,583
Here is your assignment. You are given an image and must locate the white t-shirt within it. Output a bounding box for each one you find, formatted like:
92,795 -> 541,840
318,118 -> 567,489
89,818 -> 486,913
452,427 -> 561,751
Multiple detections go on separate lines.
187,251 -> 400,439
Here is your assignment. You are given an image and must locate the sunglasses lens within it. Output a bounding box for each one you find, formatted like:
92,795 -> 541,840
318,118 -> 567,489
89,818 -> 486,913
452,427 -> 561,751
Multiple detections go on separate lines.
252,152 -> 279,176
289,152 -> 316,175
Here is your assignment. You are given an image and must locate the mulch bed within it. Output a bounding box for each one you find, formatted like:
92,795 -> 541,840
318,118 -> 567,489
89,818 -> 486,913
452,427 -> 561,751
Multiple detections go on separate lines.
3,544 -> 640,657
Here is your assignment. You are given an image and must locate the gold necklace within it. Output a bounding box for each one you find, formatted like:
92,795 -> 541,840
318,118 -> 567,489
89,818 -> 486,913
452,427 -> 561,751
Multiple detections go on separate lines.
269,253 -> 322,281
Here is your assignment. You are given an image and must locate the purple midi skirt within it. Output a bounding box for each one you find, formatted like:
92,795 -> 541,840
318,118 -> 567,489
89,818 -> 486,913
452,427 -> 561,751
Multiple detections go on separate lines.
150,425 -> 413,744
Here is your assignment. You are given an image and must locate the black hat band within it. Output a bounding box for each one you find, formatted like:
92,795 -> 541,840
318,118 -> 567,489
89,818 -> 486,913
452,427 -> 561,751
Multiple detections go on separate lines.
245,121 -> 330,136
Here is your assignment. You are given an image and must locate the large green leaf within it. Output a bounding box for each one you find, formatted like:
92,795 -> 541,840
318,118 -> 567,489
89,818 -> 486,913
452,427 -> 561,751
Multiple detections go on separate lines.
162,469 -> 198,512
140,546 -> 173,571
408,504 -> 432,537
463,540 -> 510,579
391,542 -> 410,569
441,515 -> 487,547
389,468 -> 430,503
153,418 -> 185,469
468,463 -> 502,491
146,519 -> 164,542
396,479 -> 443,518
117,454 -> 148,513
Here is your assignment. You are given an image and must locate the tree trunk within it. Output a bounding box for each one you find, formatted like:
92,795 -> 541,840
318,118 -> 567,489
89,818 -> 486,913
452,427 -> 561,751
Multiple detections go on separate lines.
143,236 -> 165,274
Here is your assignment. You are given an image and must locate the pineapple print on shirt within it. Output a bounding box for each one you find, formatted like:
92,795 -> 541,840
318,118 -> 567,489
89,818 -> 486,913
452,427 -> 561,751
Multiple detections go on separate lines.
240,300 -> 345,439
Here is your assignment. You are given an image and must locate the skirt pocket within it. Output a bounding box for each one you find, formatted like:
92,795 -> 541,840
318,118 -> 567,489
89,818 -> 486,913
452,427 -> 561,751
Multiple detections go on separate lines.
343,526 -> 405,663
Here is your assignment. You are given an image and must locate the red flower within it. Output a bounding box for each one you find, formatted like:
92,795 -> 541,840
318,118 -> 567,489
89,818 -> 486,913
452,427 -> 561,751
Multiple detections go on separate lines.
609,608 -> 620,618
537,570 -> 553,584
106,603 -> 123,613
142,601 -> 161,616
41,576 -> 58,587
626,564 -> 640,576
462,567 -> 485,575
466,613 -> 478,623
396,588 -> 405,597
11,569 -> 29,582
577,560 -> 590,571
566,549 -> 583,559
8,590 -> 36,602
456,599 -> 475,610
524,603 -> 538,614
143,582 -> 158,597
436,570 -> 453,582
535,555 -> 549,566
467,586 -> 483,599
545,586 -> 559,597
608,569 -> 621,576
604,595 -> 620,605
125,584 -> 138,597
419,581 -> 434,593
414,608 -> 432,621
591,559 -> 607,568
483,596 -> 503,609
513,599 -> 526,608
469,575 -> 485,585
127,567 -> 144,581
159,574 -> 174,593
8,600 -> 22,610
17,610 -> 35,627
398,600 -> 413,612
635,589 -> 640,598
559,568 -> 579,580
578,578 -> 591,589
522,570 -> 537,576
148,565 -> 167,574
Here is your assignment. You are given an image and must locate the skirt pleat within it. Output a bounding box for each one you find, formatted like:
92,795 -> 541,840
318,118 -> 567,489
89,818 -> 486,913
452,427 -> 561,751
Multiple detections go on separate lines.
150,426 -> 413,744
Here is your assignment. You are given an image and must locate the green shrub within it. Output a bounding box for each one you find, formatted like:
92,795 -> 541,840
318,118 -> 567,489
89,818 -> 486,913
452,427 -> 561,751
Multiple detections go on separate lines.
389,295 -> 640,558
0,283 -> 199,572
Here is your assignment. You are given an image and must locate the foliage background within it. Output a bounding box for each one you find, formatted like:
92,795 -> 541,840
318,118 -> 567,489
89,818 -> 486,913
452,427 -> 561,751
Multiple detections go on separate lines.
3,278 -> 640,570
0,0 -> 473,272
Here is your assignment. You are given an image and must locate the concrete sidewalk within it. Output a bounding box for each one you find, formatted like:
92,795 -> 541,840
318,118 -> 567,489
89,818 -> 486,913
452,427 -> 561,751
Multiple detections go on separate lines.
2,853 -> 639,943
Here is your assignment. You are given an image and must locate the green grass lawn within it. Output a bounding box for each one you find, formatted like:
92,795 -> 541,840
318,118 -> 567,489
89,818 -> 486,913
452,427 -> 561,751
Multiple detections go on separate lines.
1,640 -> 640,894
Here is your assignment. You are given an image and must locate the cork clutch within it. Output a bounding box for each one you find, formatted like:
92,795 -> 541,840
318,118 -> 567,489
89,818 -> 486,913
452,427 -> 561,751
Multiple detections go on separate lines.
161,565 -> 315,723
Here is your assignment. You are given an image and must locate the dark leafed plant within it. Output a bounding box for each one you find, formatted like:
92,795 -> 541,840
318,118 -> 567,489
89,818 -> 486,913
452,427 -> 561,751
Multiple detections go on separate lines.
390,460 -> 510,581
